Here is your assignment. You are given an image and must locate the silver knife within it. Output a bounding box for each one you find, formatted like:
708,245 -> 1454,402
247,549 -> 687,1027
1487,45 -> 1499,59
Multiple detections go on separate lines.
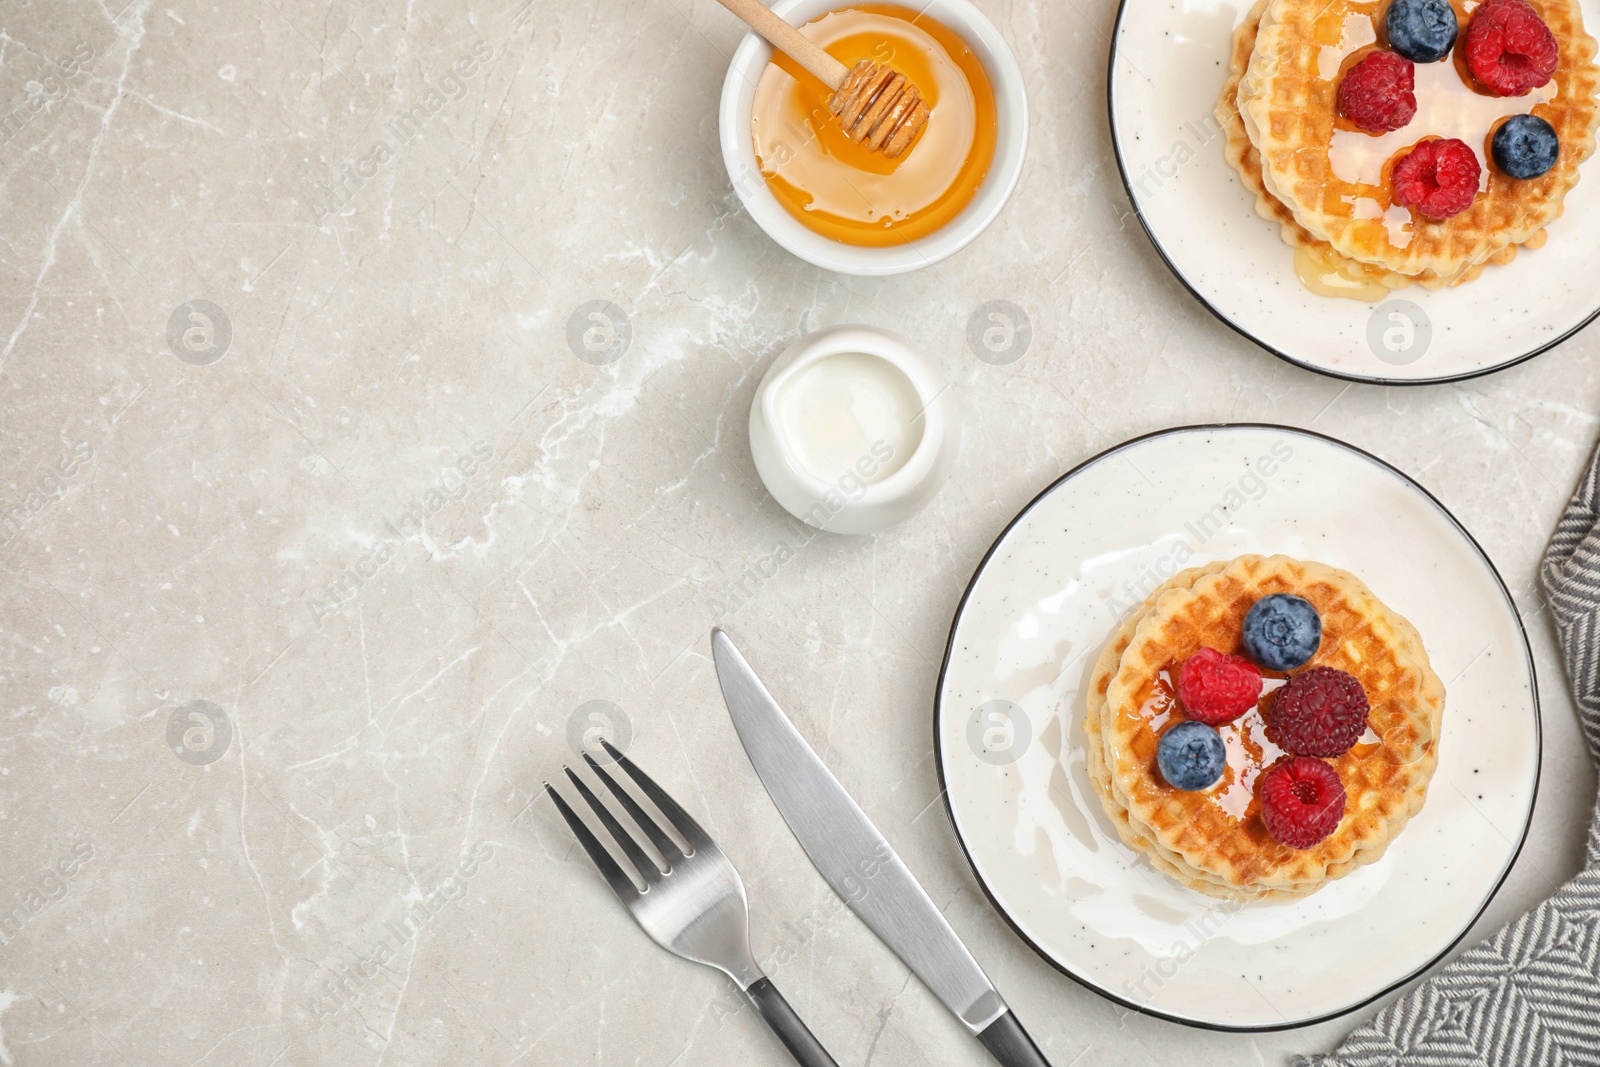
711,629 -> 1053,1067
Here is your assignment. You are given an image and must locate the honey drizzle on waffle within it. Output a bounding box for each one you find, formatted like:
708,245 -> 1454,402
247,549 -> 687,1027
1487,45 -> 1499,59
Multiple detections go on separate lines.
1238,0 -> 1600,281
1321,2 -> 1556,246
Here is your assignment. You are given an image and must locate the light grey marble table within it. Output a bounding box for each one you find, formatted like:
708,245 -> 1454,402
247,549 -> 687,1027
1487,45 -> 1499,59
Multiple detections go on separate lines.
0,1 -> 1595,1065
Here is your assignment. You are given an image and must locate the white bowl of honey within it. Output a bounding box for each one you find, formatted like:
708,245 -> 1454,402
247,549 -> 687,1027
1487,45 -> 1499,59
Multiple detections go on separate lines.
719,0 -> 1028,275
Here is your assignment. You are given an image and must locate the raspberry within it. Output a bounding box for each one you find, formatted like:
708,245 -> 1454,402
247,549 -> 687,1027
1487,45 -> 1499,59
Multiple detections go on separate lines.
1267,666 -> 1371,757
1177,647 -> 1263,725
1259,757 -> 1346,849
1337,51 -> 1418,133
1464,0 -> 1559,96
1391,138 -> 1482,218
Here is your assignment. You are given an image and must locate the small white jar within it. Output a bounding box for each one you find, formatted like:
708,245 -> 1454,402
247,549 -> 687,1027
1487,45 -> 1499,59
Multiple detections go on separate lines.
749,325 -> 959,535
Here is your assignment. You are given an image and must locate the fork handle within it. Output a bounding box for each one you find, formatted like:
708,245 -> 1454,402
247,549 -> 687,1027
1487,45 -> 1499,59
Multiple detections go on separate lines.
743,978 -> 839,1067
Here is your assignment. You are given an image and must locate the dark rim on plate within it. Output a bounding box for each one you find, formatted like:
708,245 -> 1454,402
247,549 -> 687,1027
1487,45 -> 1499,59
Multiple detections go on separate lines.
1103,8 -> 1600,386
932,423 -> 1542,1032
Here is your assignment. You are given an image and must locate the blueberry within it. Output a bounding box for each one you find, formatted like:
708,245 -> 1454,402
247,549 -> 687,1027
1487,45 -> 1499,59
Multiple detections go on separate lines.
1242,594 -> 1322,671
1157,721 -> 1227,791
1385,0 -> 1458,63
1493,115 -> 1561,179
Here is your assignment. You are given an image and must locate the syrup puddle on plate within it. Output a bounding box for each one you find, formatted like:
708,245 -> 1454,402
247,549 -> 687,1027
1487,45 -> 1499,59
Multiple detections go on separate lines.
1293,244 -> 1397,302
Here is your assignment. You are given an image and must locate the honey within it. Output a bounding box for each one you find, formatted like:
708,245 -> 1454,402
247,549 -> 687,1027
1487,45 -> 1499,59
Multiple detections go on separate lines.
1132,662 -> 1402,825
750,4 -> 997,246
1135,669 -> 1285,823
1292,244 -> 1397,301
1317,0 -> 1555,242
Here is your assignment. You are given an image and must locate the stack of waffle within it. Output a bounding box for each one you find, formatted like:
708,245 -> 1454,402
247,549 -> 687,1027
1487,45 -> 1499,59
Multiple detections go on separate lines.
1083,555 -> 1446,900
1217,0 -> 1599,290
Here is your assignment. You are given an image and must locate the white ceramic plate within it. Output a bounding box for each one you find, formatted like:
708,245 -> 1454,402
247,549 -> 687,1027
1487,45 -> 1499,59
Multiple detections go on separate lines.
934,425 -> 1539,1030
1108,0 -> 1600,383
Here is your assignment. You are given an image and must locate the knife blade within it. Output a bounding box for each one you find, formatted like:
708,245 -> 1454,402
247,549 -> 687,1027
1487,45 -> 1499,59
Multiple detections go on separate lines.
711,629 -> 1053,1067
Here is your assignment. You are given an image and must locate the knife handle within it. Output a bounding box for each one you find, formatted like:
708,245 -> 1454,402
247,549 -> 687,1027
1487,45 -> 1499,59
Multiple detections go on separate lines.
743,978 -> 840,1067
977,1009 -> 1053,1067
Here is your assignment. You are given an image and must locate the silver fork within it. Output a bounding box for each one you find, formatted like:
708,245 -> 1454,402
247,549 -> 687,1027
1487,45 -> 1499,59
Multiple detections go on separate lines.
547,740 -> 839,1067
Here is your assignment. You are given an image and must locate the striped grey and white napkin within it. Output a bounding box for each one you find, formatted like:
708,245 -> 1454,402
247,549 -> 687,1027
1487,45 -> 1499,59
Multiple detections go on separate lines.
1297,446 -> 1600,1067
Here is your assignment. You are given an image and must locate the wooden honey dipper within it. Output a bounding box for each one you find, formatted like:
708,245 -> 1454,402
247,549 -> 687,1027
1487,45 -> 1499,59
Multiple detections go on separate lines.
716,0 -> 931,159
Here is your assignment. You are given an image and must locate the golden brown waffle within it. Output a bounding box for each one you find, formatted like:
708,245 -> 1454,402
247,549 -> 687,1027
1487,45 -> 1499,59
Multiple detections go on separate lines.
1217,1 -> 1532,290
1237,0 -> 1599,282
1217,0 -> 1424,293
1095,555 -> 1444,897
1085,563 -> 1336,900
1082,562 -> 1316,900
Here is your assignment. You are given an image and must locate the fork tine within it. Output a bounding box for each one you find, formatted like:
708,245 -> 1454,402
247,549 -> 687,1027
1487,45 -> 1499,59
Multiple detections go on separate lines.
600,740 -> 713,852
545,780 -> 640,900
564,767 -> 661,882
584,752 -> 684,865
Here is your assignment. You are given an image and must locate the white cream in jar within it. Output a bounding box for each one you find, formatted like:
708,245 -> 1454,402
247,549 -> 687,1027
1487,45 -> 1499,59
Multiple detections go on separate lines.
748,326 -> 959,535
774,351 -> 924,485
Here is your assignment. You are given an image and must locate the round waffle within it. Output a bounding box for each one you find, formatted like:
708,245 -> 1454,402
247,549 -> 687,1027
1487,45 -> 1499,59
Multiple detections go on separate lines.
1082,562 -> 1318,900
1094,555 -> 1445,897
1217,0 -> 1533,291
1237,0 -> 1600,282
1085,562 -> 1335,900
